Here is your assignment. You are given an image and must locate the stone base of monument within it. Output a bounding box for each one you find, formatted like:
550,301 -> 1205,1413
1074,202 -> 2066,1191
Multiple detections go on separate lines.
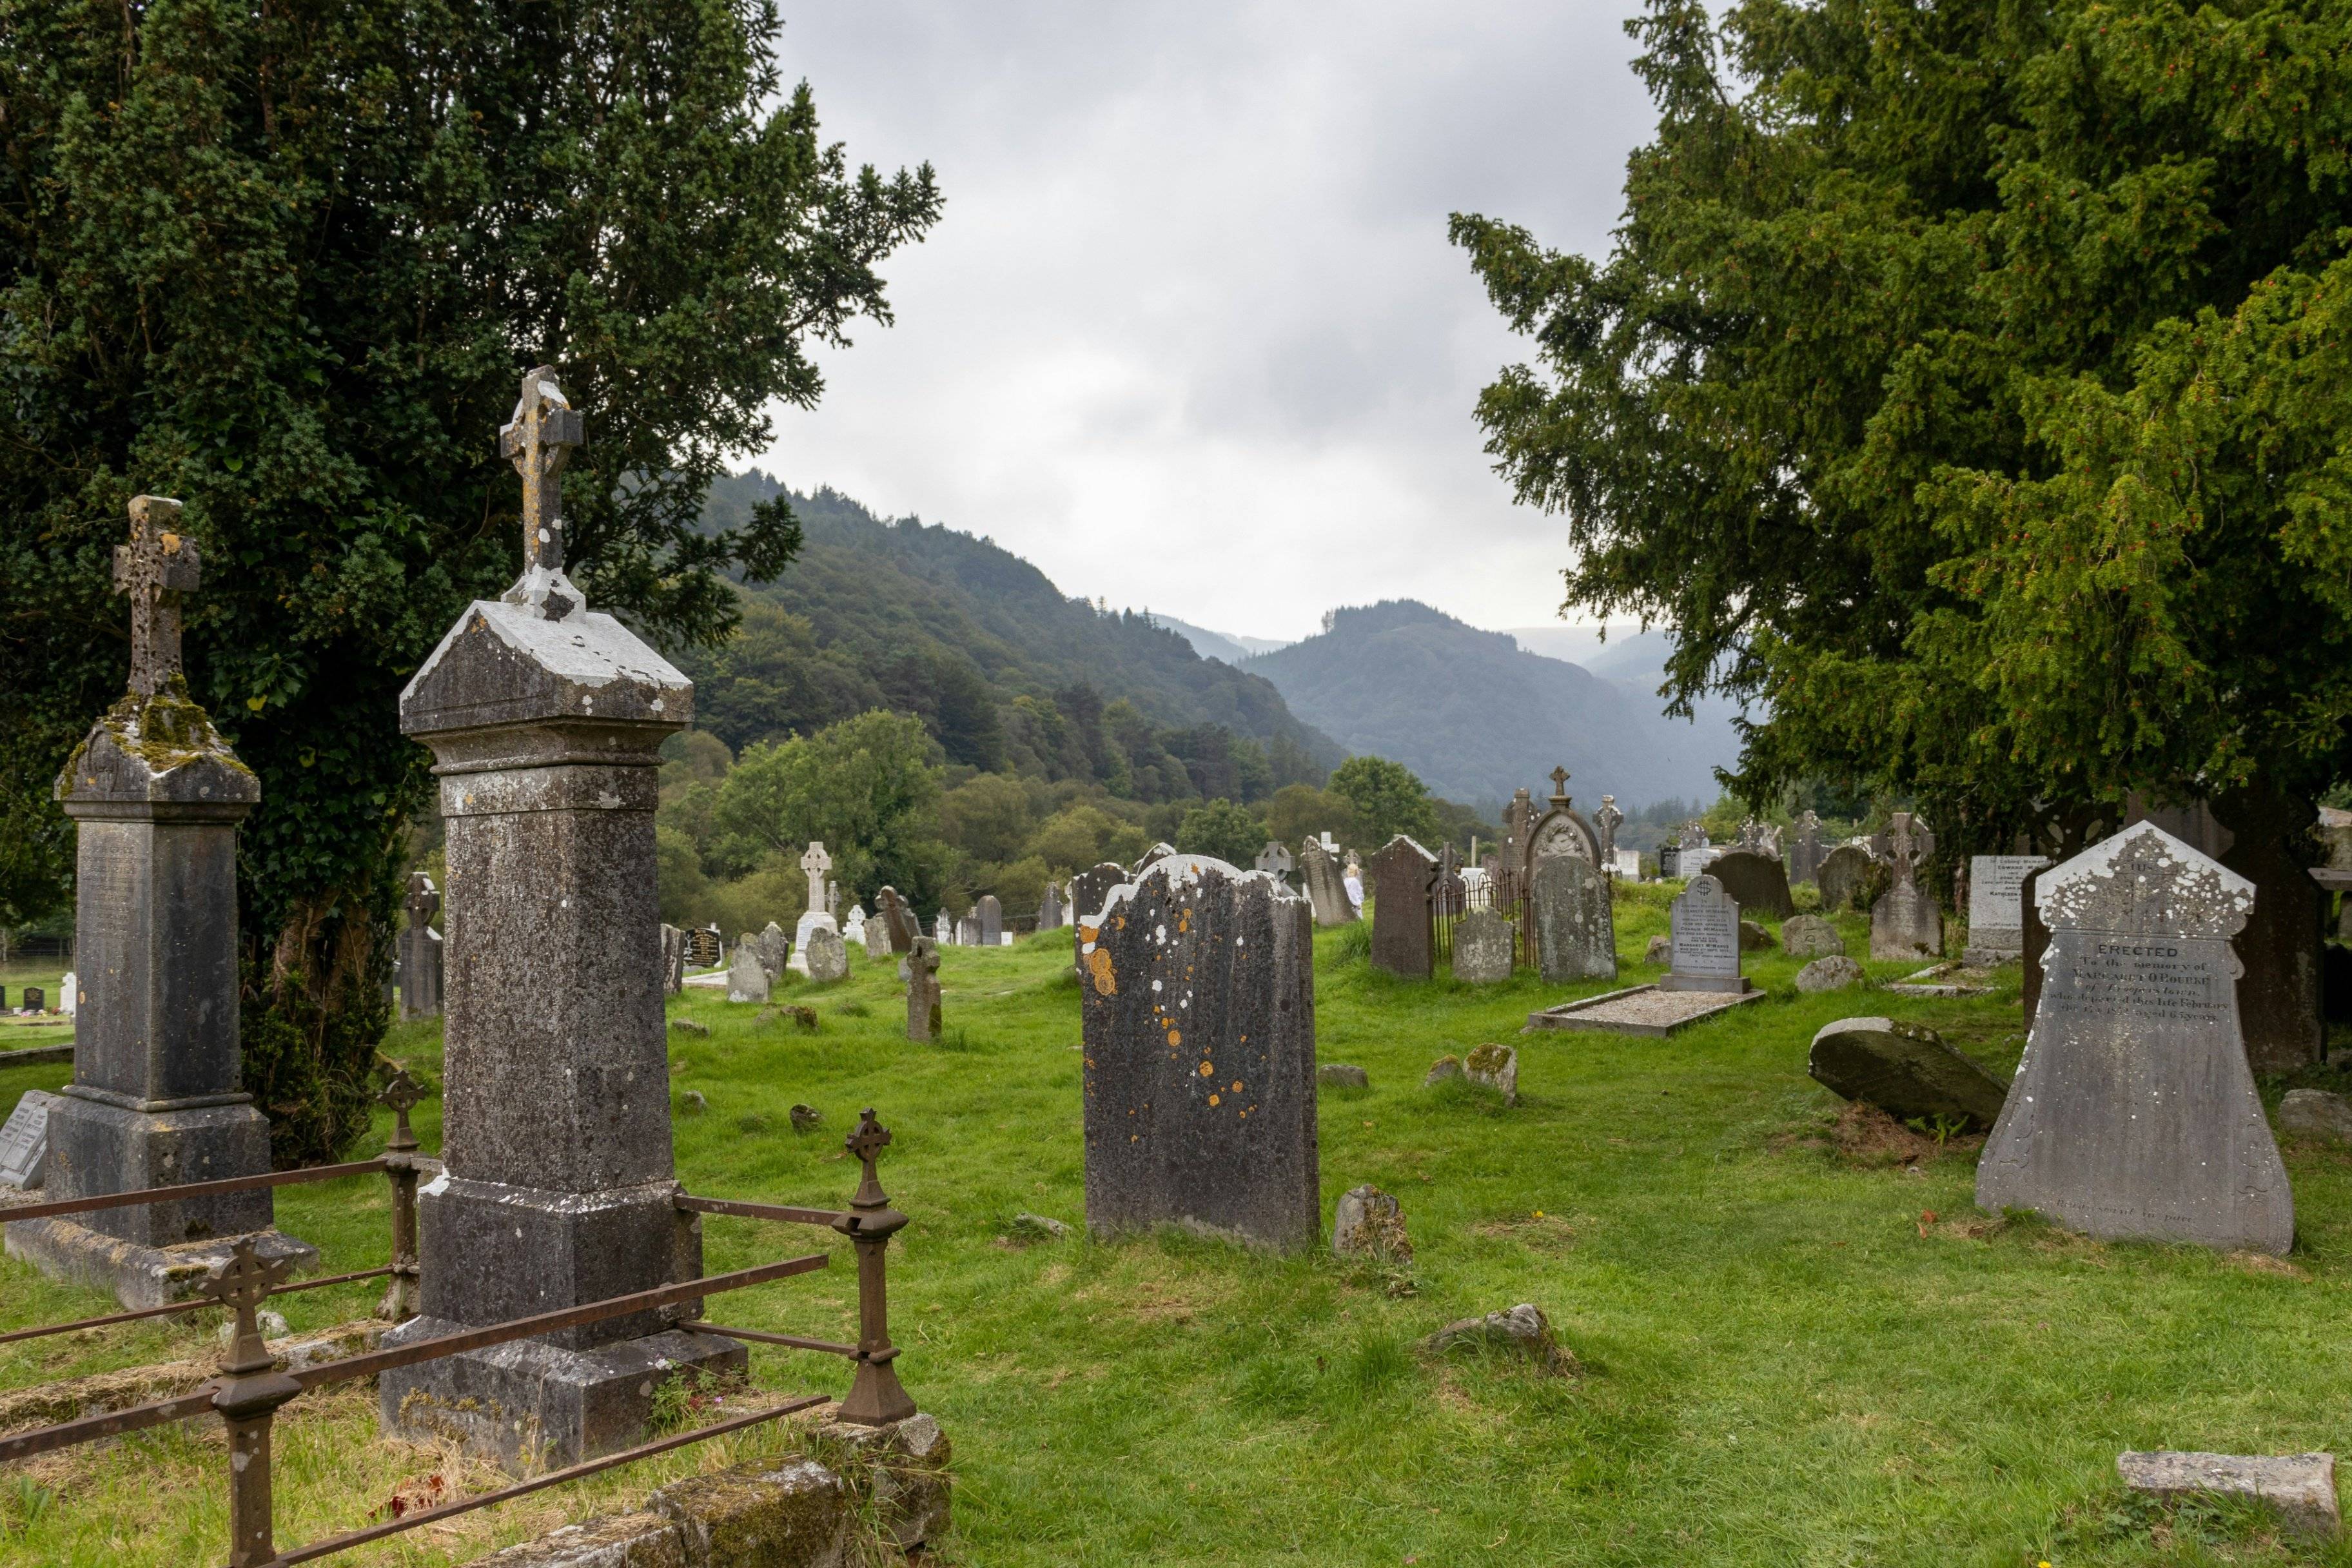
379,1321 -> 749,1469
1525,983 -> 1765,1037
1657,972 -> 1754,994
1959,929 -> 2023,968
3,1217 -> 317,1310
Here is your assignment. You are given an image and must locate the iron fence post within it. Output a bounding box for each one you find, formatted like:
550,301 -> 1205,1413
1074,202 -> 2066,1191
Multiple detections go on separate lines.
201,1239 -> 302,1568
831,1108 -> 916,1426
377,1068 -> 427,1322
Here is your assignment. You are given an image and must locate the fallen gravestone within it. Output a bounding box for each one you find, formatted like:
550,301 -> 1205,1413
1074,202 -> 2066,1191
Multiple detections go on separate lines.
2276,1088 -> 2352,1142
1796,956 -> 1866,994
1816,845 -> 1876,912
803,926 -> 848,983
1423,1304 -> 1575,1375
789,1103 -> 822,1131
1533,856 -> 1616,984
668,1017 -> 709,1037
1870,814 -> 1943,961
2117,1452 -> 2340,1541
1781,914 -> 1845,959
1464,1043 -> 1518,1106
1451,908 -> 1514,983
1807,1017 -> 2008,1129
1009,1212 -> 1070,1242
1080,856 -> 1318,1251
1708,850 -> 1794,920
1976,820 -> 2293,1253
1331,1184 -> 1412,1262
1963,853 -> 2051,966
1317,1064 -> 1369,1090
905,939 -> 942,1043
0,1089 -> 59,1188
1424,1055 -> 1464,1086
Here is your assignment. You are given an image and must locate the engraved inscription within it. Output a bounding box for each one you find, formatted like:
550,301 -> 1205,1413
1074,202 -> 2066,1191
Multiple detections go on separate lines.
2042,936 -> 2230,1026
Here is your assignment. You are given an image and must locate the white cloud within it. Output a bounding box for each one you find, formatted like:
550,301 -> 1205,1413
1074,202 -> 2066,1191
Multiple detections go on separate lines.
756,1 -> 1655,642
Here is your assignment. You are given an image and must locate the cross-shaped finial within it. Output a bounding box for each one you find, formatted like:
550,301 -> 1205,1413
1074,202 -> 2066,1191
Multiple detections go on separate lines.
1548,765 -> 1571,805
404,873 -> 440,921
202,1239 -> 292,1375
845,1108 -> 893,1210
113,495 -> 202,698
498,366 -> 585,577
379,1066 -> 429,1154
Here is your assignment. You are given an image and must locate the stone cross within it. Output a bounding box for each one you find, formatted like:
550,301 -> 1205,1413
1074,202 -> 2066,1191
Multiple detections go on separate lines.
405,874 -> 441,928
846,1108 -> 894,1208
201,1238 -> 293,1375
498,366 -> 585,576
1547,765 -> 1572,807
1875,812 -> 1934,891
1594,796 -> 1624,863
801,842 -> 832,913
113,495 -> 203,698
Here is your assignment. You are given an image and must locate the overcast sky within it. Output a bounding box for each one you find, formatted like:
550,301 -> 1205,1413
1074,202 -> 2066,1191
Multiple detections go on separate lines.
754,2 -> 1657,644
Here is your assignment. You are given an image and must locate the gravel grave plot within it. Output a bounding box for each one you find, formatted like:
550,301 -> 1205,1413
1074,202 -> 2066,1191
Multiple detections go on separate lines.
1526,985 -> 1765,1037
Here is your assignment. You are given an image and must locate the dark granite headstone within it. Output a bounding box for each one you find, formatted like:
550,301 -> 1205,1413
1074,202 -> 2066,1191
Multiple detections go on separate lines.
1135,842 -> 1177,874
906,939 -> 941,1041
1660,874 -> 1749,994
20,986 -> 43,1013
686,926 -> 721,968
2021,862 -> 2050,1029
8,494 -> 315,1309
977,894 -> 1003,947
1816,845 -> 1874,912
377,369 -> 739,1467
1450,909 -> 1514,983
1532,856 -> 1616,984
1977,820 -> 2293,1253
1808,1017 -> 2007,1129
1367,836 -> 1436,979
1070,861 -> 1130,971
401,873 -> 444,1019
1707,850 -> 1794,920
1297,839 -> 1355,928
1081,856 -> 1317,1250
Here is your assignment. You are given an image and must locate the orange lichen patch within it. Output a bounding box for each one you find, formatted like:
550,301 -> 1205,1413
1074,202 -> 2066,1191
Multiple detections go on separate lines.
1208,1093 -> 1221,1106
1197,1061 -> 1213,1077
1078,925 -> 1098,944
1168,1028 -> 1182,1048
1230,1081 -> 1242,1093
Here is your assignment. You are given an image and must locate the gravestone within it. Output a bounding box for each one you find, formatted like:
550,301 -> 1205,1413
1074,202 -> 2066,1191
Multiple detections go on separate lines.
2021,862 -> 2052,1028
1790,810 -> 1825,885
1464,1042 -> 1518,1106
1613,848 -> 1642,879
754,920 -> 790,979
977,894 -> 1003,947
874,887 -> 917,954
8,495 -> 317,1309
1963,854 -> 2051,965
0,1090 -> 59,1188
1367,836 -> 1436,979
21,986 -> 43,1012
1807,1018 -> 2008,1128
803,926 -> 848,984
905,938 -> 941,1043
1532,856 -> 1616,984
1780,914 -> 1845,958
1037,884 -> 1063,931
1297,839 -> 1355,928
686,927 -> 721,968
1707,850 -> 1794,920
1070,862 -> 1127,927
787,910 -> 831,976
1976,820 -> 2293,1253
400,873 -> 444,1020
1796,955 -> 1864,992
957,911 -> 981,948
727,937 -> 772,1003
59,973 -> 77,1017
1734,818 -> 1781,858
1135,842 -> 1177,873
798,841 -> 832,919
1816,845 -> 1874,912
2211,787 -> 2325,1072
378,369 -> 740,1466
1253,841 -> 1295,888
1594,796 -> 1625,868
1080,856 -> 1318,1251
1451,909 -> 1514,983
1660,875 -> 1749,994
1869,813 -> 1942,961
660,924 -> 686,995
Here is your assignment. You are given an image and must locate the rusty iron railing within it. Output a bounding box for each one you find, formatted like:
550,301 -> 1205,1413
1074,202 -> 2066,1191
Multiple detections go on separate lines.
0,1104 -> 917,1568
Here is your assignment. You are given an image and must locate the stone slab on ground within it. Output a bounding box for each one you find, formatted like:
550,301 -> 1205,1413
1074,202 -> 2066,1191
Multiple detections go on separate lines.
0,1043 -> 72,1071
2117,1451 -> 2339,1540
1317,1064 -> 1369,1090
1423,1303 -> 1576,1375
1807,1017 -> 2009,1129
1525,983 -> 1765,1037
2276,1088 -> 2352,1142
1886,963 -> 1994,999
1796,956 -> 1866,994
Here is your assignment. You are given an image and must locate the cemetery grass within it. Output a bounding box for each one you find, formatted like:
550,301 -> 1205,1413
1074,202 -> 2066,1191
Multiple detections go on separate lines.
7,892 -> 2352,1564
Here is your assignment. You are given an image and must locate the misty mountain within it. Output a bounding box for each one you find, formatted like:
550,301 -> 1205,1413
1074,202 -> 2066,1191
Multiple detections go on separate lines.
1242,600 -> 1741,810
1148,614 -> 1294,665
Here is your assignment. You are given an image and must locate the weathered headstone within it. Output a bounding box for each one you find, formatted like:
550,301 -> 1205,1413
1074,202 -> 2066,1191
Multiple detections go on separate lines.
1780,914 -> 1845,959
0,1090 -> 59,1189
787,910 -> 831,975
1734,818 -> 1782,858
59,972 -> 77,1018
1816,844 -> 1875,912
2276,1089 -> 2352,1142
1796,956 -> 1865,993
976,894 -> 1003,947
1532,856 -> 1616,984
1036,883 -> 1063,931
1707,850 -> 1795,920
1070,861 -> 1126,926
1790,810 -> 1825,885
1253,841 -> 1294,887
1135,842 -> 1177,873
803,926 -> 848,984
1594,796 -> 1625,868
400,873 -> 444,1019
1661,874 -> 1749,993
905,938 -> 941,1042
1807,1017 -> 2008,1128
1963,854 -> 2051,965
1450,908 -> 1514,983
1297,838 -> 1356,927
1080,856 -> 1318,1250
660,924 -> 687,995
1613,848 -> 1642,879
1976,820 -> 2293,1253
1464,1042 -> 1518,1106
755,920 -> 792,979
378,369 -> 740,1465
8,495 -> 317,1308
1367,836 -> 1436,979
874,887 -> 917,954
727,937 -> 772,1003
1331,1184 -> 1411,1262
1869,813 -> 1942,961
957,911 -> 981,948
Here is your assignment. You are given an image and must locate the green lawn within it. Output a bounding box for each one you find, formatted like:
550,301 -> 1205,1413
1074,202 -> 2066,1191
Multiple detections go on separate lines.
5,888 -> 2352,1565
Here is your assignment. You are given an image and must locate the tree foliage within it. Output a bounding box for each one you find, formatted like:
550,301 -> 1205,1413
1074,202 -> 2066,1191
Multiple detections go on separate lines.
1175,799 -> 1269,867
0,0 -> 938,1159
1328,756 -> 1440,850
1453,0 -> 2352,849
709,710 -> 945,900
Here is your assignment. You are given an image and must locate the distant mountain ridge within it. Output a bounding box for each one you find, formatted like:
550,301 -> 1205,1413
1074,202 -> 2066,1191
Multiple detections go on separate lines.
1241,600 -> 1740,809
1148,614 -> 1293,665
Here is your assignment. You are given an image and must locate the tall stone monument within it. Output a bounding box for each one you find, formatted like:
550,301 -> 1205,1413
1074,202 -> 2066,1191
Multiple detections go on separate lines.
1367,836 -> 1436,979
791,842 -> 838,973
8,496 -> 317,1307
1080,856 -> 1318,1250
1869,812 -> 1943,961
1977,821 -> 2293,1253
1594,796 -> 1625,870
400,874 -> 444,1020
1790,810 -> 1825,885
1660,874 -> 1750,994
380,368 -> 739,1465
1532,856 -> 1616,984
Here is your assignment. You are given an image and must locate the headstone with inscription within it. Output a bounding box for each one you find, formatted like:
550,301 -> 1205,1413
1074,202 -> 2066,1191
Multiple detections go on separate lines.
377,369 -> 740,1465
1963,854 -> 2052,965
1660,874 -> 1749,994
1080,856 -> 1318,1251
8,495 -> 317,1308
686,926 -> 721,969
1297,839 -> 1356,927
21,986 -> 43,1013
1533,856 -> 1616,984
0,1090 -> 59,1189
1976,821 -> 2293,1254
1870,813 -> 1943,960
1614,848 -> 1642,879
1367,836 -> 1436,979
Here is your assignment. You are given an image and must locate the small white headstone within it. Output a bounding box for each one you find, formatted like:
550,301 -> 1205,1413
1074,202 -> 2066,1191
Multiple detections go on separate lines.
58,972 -> 77,1017
1614,848 -> 1642,879
0,1089 -> 59,1188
